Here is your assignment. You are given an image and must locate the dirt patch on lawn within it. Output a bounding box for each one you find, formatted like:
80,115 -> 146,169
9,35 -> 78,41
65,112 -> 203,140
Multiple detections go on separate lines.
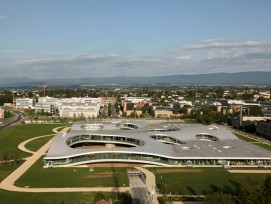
228,169 -> 271,173
82,172 -> 118,178
158,169 -> 203,173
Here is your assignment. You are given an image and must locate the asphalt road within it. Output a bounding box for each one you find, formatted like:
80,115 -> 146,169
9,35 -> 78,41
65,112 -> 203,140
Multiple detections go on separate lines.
0,111 -> 24,130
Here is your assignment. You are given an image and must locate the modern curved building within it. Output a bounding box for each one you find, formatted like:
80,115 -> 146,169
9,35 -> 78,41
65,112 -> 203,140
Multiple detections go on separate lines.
44,121 -> 271,167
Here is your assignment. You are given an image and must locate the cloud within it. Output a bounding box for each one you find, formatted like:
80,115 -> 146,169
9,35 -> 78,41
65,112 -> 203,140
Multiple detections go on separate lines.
0,16 -> 7,20
177,55 -> 192,60
182,39 -> 271,50
4,39 -> 271,79
16,54 -> 119,66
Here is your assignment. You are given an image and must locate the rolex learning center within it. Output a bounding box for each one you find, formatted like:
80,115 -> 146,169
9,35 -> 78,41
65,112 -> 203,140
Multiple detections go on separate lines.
44,121 -> 271,168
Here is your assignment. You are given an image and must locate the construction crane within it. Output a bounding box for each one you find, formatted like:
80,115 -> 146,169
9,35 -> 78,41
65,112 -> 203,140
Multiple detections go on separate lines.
38,85 -> 48,97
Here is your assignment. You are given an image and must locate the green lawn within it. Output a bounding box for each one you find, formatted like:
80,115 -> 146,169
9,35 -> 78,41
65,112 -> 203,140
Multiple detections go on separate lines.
0,163 -> 22,182
16,158 -> 130,188
24,135 -> 54,152
148,167 -> 270,195
234,133 -> 257,142
0,190 -> 123,204
234,133 -> 271,151
254,143 -> 271,151
0,124 -> 68,159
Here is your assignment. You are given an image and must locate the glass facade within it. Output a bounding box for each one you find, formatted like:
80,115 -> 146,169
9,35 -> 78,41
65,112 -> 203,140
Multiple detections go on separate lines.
44,151 -> 271,167
196,133 -> 219,141
66,134 -> 145,147
150,134 -> 185,145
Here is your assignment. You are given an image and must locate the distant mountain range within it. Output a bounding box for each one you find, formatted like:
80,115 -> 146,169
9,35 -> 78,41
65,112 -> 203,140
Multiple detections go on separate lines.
0,71 -> 271,87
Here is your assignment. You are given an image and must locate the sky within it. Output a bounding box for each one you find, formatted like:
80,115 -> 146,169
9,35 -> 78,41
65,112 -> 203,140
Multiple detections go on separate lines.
1,0 -> 271,79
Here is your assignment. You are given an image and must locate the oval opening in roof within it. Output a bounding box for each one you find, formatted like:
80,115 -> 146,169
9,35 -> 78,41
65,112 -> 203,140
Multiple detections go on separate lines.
81,124 -> 103,130
196,133 -> 219,141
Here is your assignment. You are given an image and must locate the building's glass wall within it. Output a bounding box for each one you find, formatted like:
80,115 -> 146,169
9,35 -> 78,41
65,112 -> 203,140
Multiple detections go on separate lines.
44,152 -> 271,167
66,134 -> 145,147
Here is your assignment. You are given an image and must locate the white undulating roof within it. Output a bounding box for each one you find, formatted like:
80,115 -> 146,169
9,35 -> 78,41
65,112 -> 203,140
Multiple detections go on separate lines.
45,121 -> 271,159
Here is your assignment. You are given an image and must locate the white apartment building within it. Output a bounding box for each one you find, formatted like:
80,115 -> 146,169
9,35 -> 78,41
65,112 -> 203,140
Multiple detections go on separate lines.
34,97 -> 102,116
58,102 -> 100,118
58,97 -> 101,104
35,96 -> 58,114
15,98 -> 36,109
120,97 -> 152,104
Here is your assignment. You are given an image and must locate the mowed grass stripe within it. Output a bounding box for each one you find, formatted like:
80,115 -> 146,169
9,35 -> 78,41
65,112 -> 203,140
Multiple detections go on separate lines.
148,167 -> 270,194
234,133 -> 271,151
0,190 -> 109,204
16,158 -> 130,188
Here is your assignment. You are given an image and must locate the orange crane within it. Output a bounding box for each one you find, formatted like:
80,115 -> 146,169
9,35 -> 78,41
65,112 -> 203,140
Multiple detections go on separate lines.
38,85 -> 48,97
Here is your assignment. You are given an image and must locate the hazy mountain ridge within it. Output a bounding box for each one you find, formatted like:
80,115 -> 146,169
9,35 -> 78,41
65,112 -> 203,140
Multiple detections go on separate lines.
0,71 -> 270,87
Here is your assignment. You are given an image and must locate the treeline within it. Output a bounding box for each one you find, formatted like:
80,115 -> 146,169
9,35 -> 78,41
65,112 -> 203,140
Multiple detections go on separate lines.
204,176 -> 271,204
0,152 -> 22,166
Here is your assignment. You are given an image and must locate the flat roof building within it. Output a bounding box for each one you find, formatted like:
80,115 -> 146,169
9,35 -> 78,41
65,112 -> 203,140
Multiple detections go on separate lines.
15,98 -> 36,109
44,121 -> 271,168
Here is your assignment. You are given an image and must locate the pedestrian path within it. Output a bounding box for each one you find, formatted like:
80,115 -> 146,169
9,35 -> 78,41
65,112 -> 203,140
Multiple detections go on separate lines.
0,125 -> 129,193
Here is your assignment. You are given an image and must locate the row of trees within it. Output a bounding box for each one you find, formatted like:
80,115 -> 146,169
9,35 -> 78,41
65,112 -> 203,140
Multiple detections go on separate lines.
0,153 -> 22,166
204,176 -> 271,204
158,176 -> 271,204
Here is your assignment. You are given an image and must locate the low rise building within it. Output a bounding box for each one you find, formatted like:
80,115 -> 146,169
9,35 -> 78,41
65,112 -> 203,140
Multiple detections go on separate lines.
100,97 -> 116,107
154,108 -> 173,118
126,109 -> 142,117
120,97 -> 151,105
15,98 -> 36,109
35,96 -> 58,114
58,102 -> 100,118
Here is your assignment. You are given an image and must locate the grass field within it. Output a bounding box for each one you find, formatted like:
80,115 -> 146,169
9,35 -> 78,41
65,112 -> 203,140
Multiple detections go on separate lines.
253,143 -> 271,151
24,135 -> 54,152
16,158 -> 130,188
0,190 -> 117,204
234,133 -> 271,151
148,167 -> 270,195
0,163 -> 22,182
0,124 -> 68,159
234,133 -> 258,142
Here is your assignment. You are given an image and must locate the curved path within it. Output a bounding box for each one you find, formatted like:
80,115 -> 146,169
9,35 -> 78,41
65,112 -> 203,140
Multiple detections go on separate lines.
18,134 -> 55,154
0,125 -> 130,193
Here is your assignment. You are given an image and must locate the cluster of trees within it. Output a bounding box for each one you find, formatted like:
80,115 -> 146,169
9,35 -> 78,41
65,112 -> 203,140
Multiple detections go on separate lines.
0,91 -> 12,105
204,176 -> 271,204
1,153 -> 22,166
190,107 -> 229,125
4,110 -> 14,119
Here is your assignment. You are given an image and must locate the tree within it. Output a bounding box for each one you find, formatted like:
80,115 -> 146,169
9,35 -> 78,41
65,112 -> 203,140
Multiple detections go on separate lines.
204,192 -> 234,204
249,106 -> 263,117
94,191 -> 105,202
108,103 -> 112,116
243,122 -> 256,133
4,111 -> 14,119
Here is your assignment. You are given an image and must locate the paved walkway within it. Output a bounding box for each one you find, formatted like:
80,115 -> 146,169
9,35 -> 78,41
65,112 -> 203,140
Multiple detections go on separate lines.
0,125 -> 129,193
18,134 -> 55,154
136,167 -> 159,204
228,169 -> 271,173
